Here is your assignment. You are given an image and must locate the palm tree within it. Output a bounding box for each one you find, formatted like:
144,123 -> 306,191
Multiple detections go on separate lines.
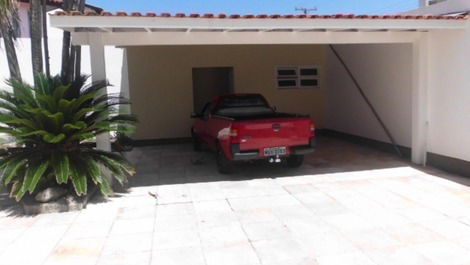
0,0 -> 21,81
30,0 -> 43,79
0,74 -> 137,201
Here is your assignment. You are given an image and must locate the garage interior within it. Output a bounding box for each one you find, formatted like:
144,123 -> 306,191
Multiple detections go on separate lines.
125,43 -> 413,163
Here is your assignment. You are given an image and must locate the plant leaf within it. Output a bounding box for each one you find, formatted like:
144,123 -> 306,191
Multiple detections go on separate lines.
52,153 -> 70,184
24,161 -> 49,193
98,178 -> 113,196
43,133 -> 66,144
3,158 -> 28,185
63,121 -> 87,131
70,165 -> 87,196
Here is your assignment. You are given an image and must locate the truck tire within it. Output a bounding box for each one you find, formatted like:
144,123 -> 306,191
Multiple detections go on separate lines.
192,131 -> 202,152
286,155 -> 304,168
216,145 -> 234,174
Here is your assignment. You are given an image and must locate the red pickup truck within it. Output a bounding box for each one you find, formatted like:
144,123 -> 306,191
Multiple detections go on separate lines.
191,94 -> 316,173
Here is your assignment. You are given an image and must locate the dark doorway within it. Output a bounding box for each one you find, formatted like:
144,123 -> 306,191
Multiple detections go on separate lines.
192,67 -> 234,113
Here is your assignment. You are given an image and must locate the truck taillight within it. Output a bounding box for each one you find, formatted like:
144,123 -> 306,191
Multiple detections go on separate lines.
229,128 -> 238,137
310,123 -> 315,132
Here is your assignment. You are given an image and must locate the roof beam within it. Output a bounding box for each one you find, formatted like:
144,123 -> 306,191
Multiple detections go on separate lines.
51,15 -> 469,32
71,31 -> 422,46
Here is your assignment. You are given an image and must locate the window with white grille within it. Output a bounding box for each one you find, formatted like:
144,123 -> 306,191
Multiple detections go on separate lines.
276,66 -> 320,89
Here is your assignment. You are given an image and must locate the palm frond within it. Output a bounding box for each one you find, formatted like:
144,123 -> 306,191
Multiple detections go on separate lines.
0,73 -> 137,201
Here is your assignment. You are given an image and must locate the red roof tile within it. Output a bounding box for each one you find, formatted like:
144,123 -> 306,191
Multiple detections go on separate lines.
51,11 -> 469,20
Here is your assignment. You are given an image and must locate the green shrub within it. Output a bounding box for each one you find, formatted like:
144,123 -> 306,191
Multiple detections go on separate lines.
0,74 -> 137,201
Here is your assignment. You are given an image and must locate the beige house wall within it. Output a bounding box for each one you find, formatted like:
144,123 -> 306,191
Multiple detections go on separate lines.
127,45 -> 328,140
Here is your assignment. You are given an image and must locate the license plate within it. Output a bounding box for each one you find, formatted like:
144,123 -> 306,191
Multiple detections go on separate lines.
264,147 -> 287,156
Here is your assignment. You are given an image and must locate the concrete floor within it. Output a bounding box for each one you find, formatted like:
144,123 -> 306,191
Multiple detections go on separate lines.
1,137 -> 470,265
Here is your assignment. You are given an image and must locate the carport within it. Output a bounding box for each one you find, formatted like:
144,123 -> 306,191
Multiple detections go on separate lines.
50,12 -> 468,165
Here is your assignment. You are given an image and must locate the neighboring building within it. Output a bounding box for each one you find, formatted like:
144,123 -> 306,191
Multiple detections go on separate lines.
429,0 -> 448,5
421,0 -> 448,7
14,0 -> 101,38
0,0 -> 123,96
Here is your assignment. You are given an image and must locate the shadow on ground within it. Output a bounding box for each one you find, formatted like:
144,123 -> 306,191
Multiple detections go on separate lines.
123,136 -> 413,188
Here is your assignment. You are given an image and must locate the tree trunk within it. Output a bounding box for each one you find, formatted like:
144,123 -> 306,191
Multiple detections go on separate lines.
60,0 -> 74,84
74,0 -> 86,81
0,22 -> 21,81
66,45 -> 76,81
60,31 -> 71,83
41,0 -> 50,77
30,0 -> 43,80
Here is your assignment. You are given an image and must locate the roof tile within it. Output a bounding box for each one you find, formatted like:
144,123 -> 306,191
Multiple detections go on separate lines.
52,11 -> 469,21
85,11 -> 98,16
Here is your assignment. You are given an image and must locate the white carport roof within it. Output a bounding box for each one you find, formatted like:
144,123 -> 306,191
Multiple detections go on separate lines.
50,11 -> 468,165
50,11 -> 469,46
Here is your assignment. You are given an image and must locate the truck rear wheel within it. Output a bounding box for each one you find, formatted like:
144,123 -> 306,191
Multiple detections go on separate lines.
286,155 -> 304,168
216,146 -> 234,174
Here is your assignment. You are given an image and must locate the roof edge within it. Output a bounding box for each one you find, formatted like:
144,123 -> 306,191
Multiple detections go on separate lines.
51,11 -> 469,20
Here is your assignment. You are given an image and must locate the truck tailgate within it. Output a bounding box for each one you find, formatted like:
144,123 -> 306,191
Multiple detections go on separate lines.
233,118 -> 312,152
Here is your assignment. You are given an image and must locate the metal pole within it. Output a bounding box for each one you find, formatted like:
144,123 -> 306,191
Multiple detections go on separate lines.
329,45 -> 403,158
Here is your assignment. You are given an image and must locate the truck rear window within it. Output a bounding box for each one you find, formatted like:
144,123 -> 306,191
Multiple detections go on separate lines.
215,95 -> 274,117
218,95 -> 269,108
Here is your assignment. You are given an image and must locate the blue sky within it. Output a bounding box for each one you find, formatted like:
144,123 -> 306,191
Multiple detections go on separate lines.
87,0 -> 419,15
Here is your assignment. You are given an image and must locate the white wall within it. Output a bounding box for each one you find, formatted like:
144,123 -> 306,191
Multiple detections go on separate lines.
406,0 -> 470,15
326,44 -> 413,148
0,8 -> 124,95
426,27 -> 470,160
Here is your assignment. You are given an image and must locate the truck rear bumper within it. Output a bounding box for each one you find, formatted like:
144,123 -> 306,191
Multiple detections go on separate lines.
230,138 -> 316,161
291,138 -> 316,155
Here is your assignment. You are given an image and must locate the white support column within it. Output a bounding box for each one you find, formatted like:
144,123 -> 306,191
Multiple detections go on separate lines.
89,34 -> 111,152
411,34 -> 429,165
119,48 -> 131,114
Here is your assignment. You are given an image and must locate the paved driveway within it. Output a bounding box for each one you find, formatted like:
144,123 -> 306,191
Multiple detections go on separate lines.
1,138 -> 470,265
